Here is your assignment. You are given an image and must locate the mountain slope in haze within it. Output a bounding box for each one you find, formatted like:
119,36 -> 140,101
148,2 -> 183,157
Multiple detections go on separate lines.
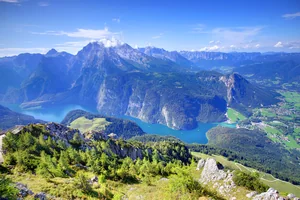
0,41 -> 280,129
180,51 -> 300,69
0,53 -> 43,98
0,105 -> 44,130
234,61 -> 300,85
138,46 -> 194,68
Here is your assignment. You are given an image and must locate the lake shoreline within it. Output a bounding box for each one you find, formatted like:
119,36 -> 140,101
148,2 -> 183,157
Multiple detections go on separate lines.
3,104 -> 236,144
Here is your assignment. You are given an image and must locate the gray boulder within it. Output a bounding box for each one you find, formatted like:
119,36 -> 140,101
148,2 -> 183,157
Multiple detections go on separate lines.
15,182 -> 34,197
246,191 -> 258,198
196,159 -> 205,170
200,158 -> 227,184
287,194 -> 295,199
91,176 -> 98,183
252,188 -> 281,200
34,192 -> 47,200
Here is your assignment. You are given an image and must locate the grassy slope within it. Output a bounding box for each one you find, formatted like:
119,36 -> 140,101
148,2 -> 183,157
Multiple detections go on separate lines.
227,108 -> 246,122
192,152 -> 300,197
69,116 -> 111,133
5,166 -> 213,200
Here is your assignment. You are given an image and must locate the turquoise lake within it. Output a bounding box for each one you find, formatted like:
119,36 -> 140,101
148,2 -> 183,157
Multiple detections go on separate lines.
4,104 -> 236,144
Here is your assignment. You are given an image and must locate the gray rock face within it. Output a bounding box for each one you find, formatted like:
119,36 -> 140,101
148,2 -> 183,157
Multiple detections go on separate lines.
91,176 -> 98,183
34,192 -> 47,200
196,159 -> 205,170
45,122 -> 84,143
246,191 -> 258,198
199,158 -> 236,197
252,188 -> 281,200
287,194 -> 295,199
200,158 -> 227,184
15,182 -> 34,197
107,141 -> 147,160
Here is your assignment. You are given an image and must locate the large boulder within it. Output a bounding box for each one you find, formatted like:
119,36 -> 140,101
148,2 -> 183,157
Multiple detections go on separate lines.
15,182 -> 34,197
34,192 -> 47,200
196,159 -> 205,170
199,158 -> 236,198
252,188 -> 282,200
200,158 -> 227,184
246,191 -> 258,198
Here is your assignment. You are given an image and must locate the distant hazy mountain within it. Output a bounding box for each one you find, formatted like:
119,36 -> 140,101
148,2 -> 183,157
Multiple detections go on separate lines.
0,105 -> 44,130
179,51 -> 300,69
234,61 -> 300,84
138,46 -> 194,68
0,41 -> 284,129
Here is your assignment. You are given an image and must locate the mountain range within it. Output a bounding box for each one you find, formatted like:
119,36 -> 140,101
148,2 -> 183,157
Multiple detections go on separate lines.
0,41 -> 293,129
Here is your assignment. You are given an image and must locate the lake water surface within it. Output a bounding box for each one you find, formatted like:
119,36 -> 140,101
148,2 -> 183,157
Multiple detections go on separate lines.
4,104 -> 236,144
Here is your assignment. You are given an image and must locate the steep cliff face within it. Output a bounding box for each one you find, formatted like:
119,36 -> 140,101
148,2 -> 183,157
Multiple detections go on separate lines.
96,72 -> 227,130
220,73 -> 279,109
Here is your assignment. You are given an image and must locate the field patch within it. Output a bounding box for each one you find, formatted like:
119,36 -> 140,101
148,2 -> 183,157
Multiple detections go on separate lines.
227,108 -> 246,122
69,116 -> 111,133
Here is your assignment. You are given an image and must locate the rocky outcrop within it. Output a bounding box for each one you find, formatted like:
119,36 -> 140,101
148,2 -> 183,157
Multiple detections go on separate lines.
107,140 -> 149,160
252,188 -> 282,200
45,122 -> 84,144
252,189 -> 299,200
15,182 -> 34,198
200,158 -> 227,184
198,158 -> 236,197
196,159 -> 206,170
34,192 -> 47,200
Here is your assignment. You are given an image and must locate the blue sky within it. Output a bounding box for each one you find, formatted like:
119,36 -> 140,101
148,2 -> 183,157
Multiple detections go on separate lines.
0,0 -> 300,56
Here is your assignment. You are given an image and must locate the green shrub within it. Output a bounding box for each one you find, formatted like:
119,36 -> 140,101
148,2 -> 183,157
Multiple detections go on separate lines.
233,171 -> 268,193
0,175 -> 19,200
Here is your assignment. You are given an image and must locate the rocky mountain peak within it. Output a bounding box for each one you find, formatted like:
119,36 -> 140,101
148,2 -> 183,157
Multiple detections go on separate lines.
46,48 -> 58,56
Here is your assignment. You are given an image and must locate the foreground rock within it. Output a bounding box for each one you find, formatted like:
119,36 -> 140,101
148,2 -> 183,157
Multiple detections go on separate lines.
198,158 -> 236,198
34,192 -> 47,200
251,188 -> 300,200
200,158 -> 227,184
15,182 -> 34,198
196,159 -> 205,170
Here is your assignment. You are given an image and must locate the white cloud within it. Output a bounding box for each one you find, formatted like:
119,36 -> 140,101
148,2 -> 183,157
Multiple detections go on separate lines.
38,2 -> 49,6
230,45 -> 236,48
274,41 -> 283,48
152,33 -> 163,39
99,37 -> 123,47
199,45 -> 221,51
31,27 -> 118,39
274,41 -> 300,49
112,18 -> 120,23
0,47 -> 48,57
282,12 -> 300,19
209,40 -> 220,44
255,44 -> 260,48
54,37 -> 122,54
0,0 -> 18,2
